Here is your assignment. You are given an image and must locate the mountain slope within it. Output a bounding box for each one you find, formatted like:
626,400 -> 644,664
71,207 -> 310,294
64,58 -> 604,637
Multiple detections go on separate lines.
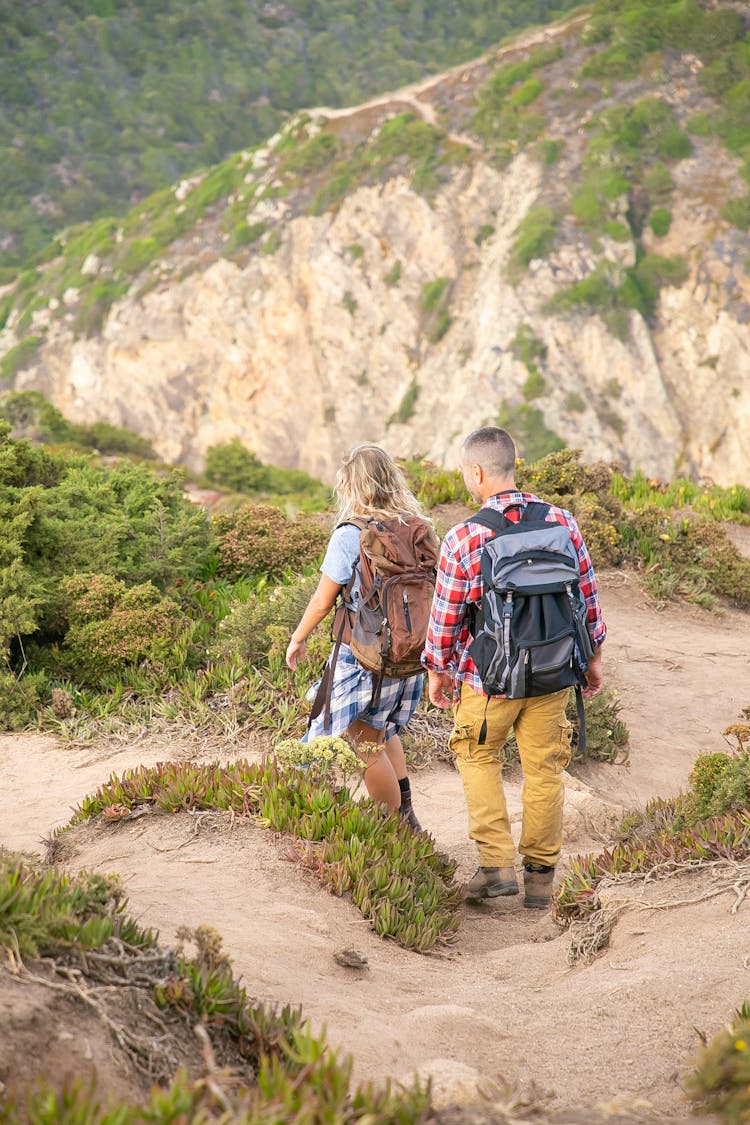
1,0 -> 749,485
0,0 -> 580,269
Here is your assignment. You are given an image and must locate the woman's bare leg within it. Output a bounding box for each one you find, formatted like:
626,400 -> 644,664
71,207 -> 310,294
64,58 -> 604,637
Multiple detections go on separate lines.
383,733 -> 407,779
348,719 -> 400,811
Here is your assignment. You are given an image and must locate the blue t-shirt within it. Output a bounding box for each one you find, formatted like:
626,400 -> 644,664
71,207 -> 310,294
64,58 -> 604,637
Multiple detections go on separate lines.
320,523 -> 362,607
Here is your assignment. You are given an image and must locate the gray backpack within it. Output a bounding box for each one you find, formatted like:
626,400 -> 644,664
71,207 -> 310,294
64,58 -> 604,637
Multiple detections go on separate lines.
468,503 -> 594,749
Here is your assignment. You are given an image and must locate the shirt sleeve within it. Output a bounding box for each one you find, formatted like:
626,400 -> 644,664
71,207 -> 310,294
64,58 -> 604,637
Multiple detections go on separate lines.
567,515 -> 607,649
422,532 -> 473,673
320,524 -> 361,587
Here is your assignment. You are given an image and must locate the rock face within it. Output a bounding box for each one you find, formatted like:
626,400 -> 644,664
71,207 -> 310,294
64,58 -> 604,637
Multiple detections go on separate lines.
5,11 -> 750,486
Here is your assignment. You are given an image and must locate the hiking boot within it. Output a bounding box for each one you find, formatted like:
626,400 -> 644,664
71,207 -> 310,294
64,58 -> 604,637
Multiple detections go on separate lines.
399,801 -> 422,833
463,866 -> 519,901
523,863 -> 555,910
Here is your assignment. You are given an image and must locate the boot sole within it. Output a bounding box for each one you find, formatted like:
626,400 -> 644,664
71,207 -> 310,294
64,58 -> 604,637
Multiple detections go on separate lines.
465,883 -> 519,901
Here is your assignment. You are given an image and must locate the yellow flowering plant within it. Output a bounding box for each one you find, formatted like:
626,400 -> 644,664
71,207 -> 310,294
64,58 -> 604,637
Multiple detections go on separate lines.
273,735 -> 363,784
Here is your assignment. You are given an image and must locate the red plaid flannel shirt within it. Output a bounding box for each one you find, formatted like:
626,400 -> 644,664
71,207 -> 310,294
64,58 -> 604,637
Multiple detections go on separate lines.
422,491 -> 606,697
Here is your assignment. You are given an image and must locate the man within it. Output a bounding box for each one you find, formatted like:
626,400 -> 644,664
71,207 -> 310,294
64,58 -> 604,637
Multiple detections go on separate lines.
422,427 -> 606,909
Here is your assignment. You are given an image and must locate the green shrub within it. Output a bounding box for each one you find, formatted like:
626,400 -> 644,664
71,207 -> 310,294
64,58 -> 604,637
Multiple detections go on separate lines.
204,438 -> 329,505
649,207 -> 672,236
537,138 -> 563,165
420,277 -> 452,342
213,574 -> 324,667
685,1006 -> 750,1122
0,336 -> 42,380
585,98 -> 692,178
73,279 -> 130,336
642,161 -> 675,197
212,504 -> 329,581
508,76 -> 544,107
721,194 -> 750,230
225,219 -> 268,252
420,277 -> 451,312
384,260 -> 402,286
342,289 -> 357,315
282,131 -> 340,175
119,236 -> 160,275
474,223 -> 495,245
61,574 -> 189,683
676,751 -> 750,828
566,391 -> 586,413
0,669 -> 46,731
497,401 -> 564,464
74,421 -> 156,459
508,206 -> 558,276
570,169 -> 629,231
388,378 -> 419,424
398,458 -> 466,508
511,322 -> 546,372
0,390 -> 75,444
522,369 -> 546,400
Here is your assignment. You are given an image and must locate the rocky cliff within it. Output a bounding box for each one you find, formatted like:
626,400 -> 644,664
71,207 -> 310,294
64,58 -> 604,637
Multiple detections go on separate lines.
2,5 -> 749,485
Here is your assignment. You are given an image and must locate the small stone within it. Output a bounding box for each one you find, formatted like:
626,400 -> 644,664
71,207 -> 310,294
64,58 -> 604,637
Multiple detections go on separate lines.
333,947 -> 369,970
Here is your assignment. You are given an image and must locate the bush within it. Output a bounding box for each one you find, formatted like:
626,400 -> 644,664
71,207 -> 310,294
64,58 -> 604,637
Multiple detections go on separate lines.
497,401 -> 565,464
204,438 -> 330,505
213,574 -> 324,667
0,336 -> 42,381
205,438 -> 266,491
675,751 -> 750,827
389,378 -> 419,424
649,207 -> 672,236
508,206 -> 558,276
0,669 -> 45,731
686,1004 -> 750,1121
570,169 -> 629,231
511,322 -> 546,373
721,194 -> 750,231
61,574 -> 189,683
212,504 -> 329,581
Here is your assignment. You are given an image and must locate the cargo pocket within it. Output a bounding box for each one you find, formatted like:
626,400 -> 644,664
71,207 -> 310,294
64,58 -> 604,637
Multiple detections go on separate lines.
448,718 -> 474,763
555,716 -> 573,771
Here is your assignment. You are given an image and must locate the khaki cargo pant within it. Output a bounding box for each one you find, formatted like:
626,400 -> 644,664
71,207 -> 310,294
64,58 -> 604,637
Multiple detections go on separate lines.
449,683 -> 573,868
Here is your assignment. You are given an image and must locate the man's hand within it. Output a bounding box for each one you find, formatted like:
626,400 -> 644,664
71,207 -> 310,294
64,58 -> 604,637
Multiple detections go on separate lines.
582,646 -> 603,699
286,637 -> 307,671
428,670 -> 453,709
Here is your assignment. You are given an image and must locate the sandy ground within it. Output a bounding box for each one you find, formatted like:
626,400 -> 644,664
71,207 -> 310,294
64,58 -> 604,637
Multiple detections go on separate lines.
2,573 -> 750,1121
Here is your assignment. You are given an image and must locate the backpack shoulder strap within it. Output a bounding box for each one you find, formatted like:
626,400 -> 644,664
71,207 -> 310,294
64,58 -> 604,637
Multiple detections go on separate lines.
335,516 -> 370,531
469,507 -> 515,534
520,500 -> 553,522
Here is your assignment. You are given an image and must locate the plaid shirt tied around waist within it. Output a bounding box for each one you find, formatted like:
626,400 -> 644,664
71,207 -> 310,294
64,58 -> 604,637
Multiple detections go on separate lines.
421,491 -> 607,697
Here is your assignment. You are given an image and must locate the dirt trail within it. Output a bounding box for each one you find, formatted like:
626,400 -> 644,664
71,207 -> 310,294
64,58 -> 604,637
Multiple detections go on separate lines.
1,573 -> 749,1121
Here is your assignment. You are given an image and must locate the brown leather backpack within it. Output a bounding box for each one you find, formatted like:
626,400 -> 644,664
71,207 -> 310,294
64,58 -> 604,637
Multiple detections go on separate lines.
309,514 -> 440,729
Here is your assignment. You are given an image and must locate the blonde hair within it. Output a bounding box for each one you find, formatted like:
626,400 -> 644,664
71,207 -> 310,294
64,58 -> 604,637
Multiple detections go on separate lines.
333,442 -> 426,525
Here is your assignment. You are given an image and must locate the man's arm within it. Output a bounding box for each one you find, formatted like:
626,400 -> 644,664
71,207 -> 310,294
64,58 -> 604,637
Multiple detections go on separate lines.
422,534 -> 472,706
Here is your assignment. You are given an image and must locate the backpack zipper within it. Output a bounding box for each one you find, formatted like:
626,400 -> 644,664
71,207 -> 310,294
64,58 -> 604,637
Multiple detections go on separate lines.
402,590 -> 412,632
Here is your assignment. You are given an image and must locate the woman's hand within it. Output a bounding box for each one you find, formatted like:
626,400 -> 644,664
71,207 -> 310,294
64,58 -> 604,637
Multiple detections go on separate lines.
286,637 -> 307,670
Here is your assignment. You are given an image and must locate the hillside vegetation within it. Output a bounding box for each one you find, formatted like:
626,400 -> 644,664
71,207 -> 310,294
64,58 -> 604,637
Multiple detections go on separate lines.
1,0 -> 749,492
0,401 -> 748,751
0,0 -> 580,271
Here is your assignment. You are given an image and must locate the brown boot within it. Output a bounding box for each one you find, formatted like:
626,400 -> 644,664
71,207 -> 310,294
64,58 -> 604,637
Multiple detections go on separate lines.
464,866 -> 519,901
523,863 -> 555,909
399,799 -> 422,833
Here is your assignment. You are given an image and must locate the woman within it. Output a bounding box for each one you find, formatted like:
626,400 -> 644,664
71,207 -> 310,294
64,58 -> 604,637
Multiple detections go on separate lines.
285,442 -> 436,828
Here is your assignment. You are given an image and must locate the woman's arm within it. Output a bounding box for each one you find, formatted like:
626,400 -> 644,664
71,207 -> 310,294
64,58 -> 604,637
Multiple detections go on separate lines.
285,574 -> 343,670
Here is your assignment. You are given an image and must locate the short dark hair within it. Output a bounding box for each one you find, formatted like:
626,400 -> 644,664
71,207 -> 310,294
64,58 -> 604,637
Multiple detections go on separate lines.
462,427 -> 516,478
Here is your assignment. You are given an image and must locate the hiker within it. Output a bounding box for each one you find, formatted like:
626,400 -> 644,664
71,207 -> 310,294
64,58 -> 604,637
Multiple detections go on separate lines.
286,442 -> 439,830
422,427 -> 606,909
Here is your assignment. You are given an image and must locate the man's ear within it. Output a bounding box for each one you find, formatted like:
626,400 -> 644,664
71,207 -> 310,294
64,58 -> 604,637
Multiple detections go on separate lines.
471,462 -> 483,485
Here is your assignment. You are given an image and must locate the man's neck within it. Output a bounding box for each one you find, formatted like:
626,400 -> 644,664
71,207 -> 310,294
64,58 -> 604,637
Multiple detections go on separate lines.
481,480 -> 516,502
